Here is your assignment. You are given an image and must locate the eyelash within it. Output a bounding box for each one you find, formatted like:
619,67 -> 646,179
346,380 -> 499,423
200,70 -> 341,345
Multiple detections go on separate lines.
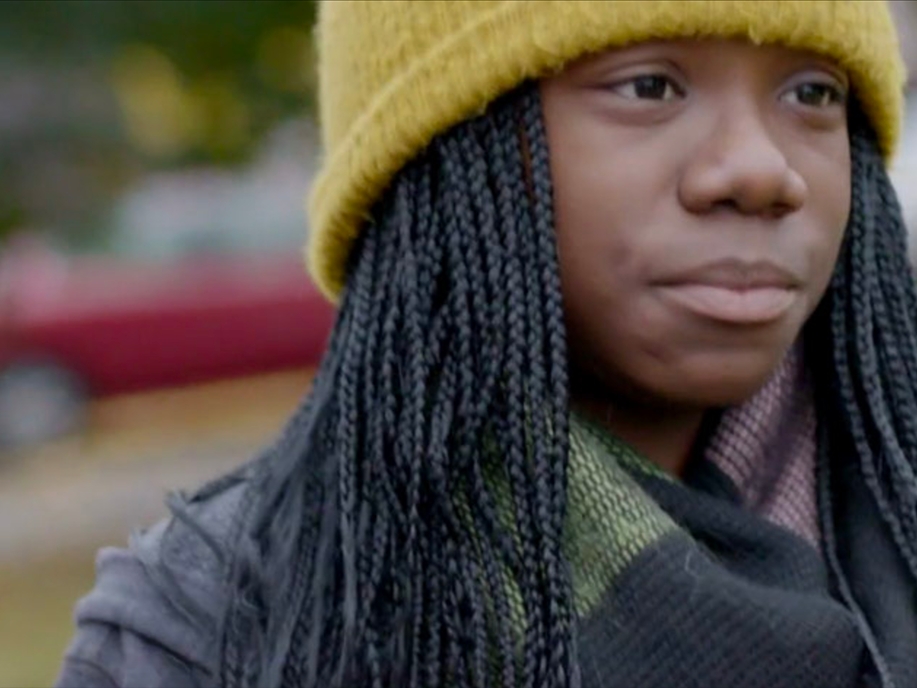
781,82 -> 847,109
609,75 -> 684,102
607,73 -> 847,109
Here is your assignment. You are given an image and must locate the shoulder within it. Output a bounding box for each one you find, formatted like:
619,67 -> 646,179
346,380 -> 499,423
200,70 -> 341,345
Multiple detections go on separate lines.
56,463 -> 255,688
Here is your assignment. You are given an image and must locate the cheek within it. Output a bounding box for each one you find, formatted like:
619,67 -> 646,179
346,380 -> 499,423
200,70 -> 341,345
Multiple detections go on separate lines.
541,77 -> 675,299
554,204 -> 668,394
545,101 -> 686,390
548,131 -> 654,299
806,162 -> 851,304
552,166 -> 650,371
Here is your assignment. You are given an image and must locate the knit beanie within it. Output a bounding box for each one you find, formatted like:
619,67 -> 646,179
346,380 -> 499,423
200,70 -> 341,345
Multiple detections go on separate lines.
306,0 -> 906,301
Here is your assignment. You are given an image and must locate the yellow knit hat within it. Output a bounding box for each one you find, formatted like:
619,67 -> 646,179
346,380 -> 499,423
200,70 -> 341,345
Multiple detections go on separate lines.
307,0 -> 906,301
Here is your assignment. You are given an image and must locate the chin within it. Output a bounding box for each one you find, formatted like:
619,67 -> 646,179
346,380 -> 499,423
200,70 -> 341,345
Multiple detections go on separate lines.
641,347 -> 792,409
681,377 -> 775,408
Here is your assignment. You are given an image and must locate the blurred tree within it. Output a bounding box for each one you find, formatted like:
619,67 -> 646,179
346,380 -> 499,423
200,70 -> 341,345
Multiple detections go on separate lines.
0,0 -> 318,246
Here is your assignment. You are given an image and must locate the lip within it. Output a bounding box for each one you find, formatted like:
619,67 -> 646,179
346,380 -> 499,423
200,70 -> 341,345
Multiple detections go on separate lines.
659,258 -> 802,290
656,259 -> 801,325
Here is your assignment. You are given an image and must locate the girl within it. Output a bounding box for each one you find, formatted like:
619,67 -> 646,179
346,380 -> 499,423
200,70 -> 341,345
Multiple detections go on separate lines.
57,2 -> 917,687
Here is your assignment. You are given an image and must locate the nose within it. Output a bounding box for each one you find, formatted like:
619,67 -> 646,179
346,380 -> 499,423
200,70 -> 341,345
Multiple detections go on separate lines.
678,107 -> 808,218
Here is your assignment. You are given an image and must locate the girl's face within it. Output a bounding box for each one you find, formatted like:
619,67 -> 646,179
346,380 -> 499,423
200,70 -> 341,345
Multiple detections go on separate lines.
541,39 -> 851,410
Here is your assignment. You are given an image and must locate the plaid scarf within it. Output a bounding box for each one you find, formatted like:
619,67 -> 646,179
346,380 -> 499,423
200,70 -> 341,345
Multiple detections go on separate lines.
566,344 -> 917,687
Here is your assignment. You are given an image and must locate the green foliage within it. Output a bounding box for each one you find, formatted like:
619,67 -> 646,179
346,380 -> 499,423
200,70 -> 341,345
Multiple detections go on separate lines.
0,0 -> 319,246
0,1 -> 317,71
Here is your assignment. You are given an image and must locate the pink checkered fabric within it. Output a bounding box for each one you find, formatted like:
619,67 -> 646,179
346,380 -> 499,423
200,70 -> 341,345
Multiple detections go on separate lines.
704,340 -> 820,547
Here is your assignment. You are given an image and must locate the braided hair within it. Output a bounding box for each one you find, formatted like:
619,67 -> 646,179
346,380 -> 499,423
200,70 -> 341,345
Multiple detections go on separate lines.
217,82 -> 575,688
162,83 -> 917,688
810,107 -> 917,584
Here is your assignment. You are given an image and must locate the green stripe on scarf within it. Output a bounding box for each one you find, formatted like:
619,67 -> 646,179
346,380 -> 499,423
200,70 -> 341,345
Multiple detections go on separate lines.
566,415 -> 677,615
458,415 -> 678,638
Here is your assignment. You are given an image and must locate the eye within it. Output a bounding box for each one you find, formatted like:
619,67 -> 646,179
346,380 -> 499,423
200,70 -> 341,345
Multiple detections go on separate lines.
782,81 -> 847,108
610,74 -> 684,102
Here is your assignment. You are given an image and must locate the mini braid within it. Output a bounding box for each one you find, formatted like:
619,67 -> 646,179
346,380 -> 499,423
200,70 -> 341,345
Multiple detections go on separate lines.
816,111 -> 917,586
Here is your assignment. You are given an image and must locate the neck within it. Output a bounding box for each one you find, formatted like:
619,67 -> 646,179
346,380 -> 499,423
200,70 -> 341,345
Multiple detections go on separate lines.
570,378 -> 708,477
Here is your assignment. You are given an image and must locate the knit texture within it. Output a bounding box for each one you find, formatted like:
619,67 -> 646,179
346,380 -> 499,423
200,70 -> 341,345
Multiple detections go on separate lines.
565,417 -> 676,616
536,413 -> 915,688
370,410 -> 869,685
307,0 -> 905,300
705,339 -> 820,545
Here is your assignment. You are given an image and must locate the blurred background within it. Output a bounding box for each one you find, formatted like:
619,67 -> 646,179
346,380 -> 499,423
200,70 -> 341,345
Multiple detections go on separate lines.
1,2 -> 917,686
0,2 -> 332,684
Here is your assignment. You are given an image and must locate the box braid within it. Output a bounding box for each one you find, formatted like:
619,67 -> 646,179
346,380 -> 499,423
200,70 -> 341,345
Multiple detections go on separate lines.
213,81 -> 577,688
811,106 -> 917,584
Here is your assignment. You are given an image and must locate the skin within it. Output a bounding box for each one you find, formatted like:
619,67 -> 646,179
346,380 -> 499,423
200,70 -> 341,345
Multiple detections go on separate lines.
540,40 -> 851,475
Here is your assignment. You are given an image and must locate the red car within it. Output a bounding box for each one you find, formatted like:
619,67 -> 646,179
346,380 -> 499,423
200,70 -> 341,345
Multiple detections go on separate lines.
0,238 -> 336,447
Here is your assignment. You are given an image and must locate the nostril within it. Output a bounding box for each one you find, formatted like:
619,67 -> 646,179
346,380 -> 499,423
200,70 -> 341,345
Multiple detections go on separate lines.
708,197 -> 795,219
769,202 -> 796,219
713,199 -> 741,213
